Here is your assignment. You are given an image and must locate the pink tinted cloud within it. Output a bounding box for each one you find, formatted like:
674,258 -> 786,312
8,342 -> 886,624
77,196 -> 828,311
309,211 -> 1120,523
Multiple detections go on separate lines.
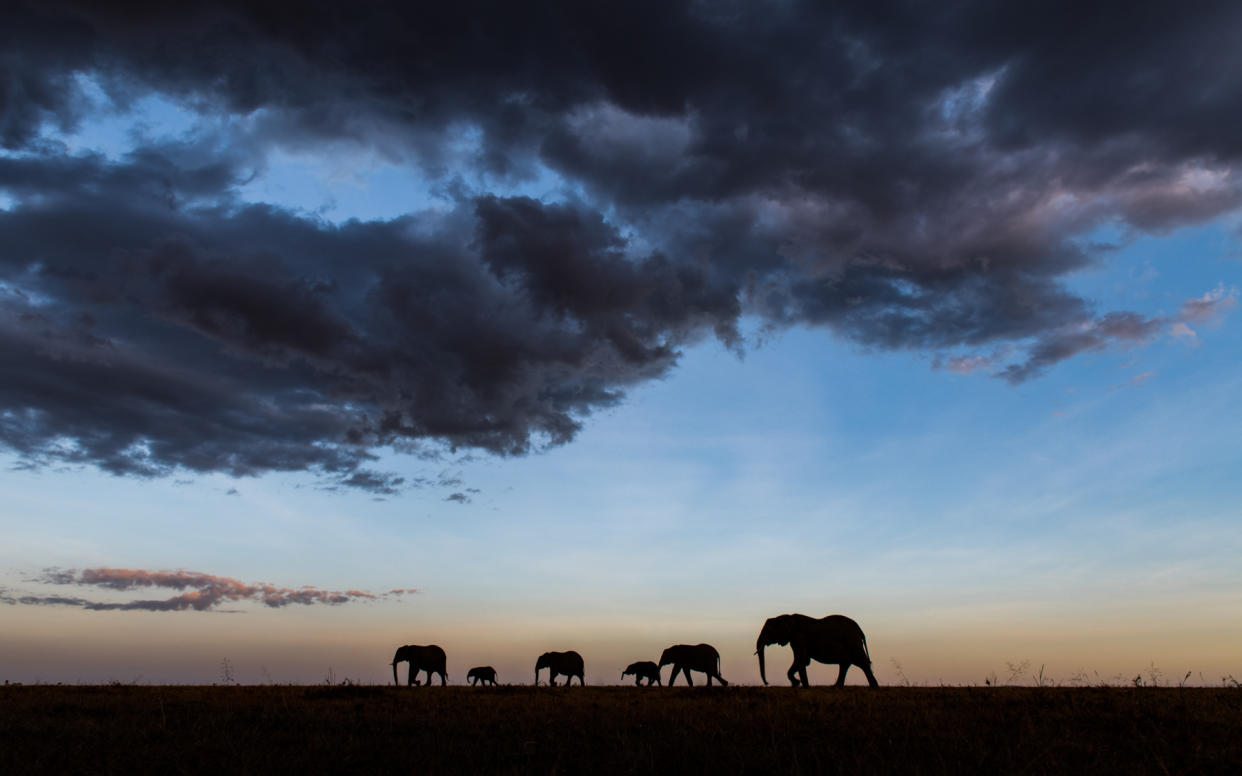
8,568 -> 416,612
1179,284 -> 1239,323
1110,371 -> 1157,390
984,283 -> 1237,382
942,354 -> 993,375
1170,322 -> 1199,346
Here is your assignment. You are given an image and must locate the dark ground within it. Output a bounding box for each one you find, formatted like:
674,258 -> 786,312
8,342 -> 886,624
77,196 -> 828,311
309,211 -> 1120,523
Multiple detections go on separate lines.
2,685 -> 1240,774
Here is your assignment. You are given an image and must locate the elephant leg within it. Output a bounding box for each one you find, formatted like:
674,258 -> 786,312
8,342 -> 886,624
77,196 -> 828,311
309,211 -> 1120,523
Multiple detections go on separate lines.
786,660 -> 801,687
684,667 -> 694,687
790,649 -> 812,687
860,662 -> 879,688
834,664 -> 849,687
706,672 -> 713,687
714,672 -> 729,687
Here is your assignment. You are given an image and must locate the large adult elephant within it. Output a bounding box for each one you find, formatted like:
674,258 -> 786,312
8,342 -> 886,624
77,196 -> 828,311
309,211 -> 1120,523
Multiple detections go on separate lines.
756,614 -> 878,687
535,650 -> 585,686
659,643 -> 728,686
391,644 -> 447,686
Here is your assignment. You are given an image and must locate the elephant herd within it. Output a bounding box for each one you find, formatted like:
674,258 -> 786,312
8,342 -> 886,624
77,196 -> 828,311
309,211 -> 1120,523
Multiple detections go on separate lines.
392,613 -> 879,688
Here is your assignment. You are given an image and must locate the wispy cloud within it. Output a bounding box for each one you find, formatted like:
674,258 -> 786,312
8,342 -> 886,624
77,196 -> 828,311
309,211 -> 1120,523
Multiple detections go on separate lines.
936,354 -> 994,376
1170,322 -> 1200,347
1179,284 -> 1239,323
5,568 -> 416,612
1111,371 -> 1157,390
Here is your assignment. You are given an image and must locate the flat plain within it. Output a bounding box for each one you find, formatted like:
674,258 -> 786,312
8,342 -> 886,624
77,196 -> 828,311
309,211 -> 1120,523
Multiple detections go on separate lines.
2,684 -> 1240,774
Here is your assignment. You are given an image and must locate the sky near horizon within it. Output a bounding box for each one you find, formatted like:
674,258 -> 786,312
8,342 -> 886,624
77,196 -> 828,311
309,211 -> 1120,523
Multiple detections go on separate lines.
2,1 -> 1241,686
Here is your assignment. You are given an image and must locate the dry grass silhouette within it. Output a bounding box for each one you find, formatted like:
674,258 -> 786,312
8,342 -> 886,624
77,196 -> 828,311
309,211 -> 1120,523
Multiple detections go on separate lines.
2,684 -> 1241,774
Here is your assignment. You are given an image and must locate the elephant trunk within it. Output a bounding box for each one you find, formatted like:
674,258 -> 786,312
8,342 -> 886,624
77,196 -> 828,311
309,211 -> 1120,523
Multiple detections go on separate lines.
756,640 -> 768,685
392,661 -> 399,687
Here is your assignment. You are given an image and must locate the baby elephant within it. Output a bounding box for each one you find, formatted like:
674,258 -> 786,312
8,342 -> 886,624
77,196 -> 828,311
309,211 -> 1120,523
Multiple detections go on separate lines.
622,660 -> 662,686
467,666 -> 498,686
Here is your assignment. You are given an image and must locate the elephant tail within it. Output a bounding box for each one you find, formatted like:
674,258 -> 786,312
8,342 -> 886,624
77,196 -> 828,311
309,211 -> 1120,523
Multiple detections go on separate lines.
860,634 -> 873,665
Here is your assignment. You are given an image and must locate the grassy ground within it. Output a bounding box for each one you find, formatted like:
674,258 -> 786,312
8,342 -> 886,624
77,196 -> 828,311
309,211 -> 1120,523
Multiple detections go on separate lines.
2,684 -> 1240,774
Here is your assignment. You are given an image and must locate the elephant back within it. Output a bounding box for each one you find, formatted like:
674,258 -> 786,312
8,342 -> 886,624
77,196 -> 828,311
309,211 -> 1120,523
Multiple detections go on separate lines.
560,650 -> 585,672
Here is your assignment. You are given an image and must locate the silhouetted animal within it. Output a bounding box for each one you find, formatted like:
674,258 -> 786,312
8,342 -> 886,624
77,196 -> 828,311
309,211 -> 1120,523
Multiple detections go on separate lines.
535,650 -> 585,686
756,613 -> 878,687
391,644 -> 447,686
659,644 -> 728,686
621,660 -> 661,686
467,666 -> 498,686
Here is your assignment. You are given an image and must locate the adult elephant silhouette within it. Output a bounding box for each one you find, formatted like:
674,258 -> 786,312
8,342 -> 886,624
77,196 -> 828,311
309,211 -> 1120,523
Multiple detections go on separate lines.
535,650 -> 585,686
659,644 -> 728,686
391,644 -> 447,686
756,614 -> 878,687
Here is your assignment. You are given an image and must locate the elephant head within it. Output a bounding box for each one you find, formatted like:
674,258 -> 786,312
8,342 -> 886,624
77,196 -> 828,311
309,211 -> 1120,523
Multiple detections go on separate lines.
535,652 -> 553,685
756,614 -> 795,685
657,646 -> 677,670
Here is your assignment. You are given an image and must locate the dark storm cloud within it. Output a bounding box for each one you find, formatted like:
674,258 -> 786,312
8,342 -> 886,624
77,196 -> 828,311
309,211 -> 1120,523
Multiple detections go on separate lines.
0,147 -> 727,481
4,568 -> 416,612
2,1 -> 1240,486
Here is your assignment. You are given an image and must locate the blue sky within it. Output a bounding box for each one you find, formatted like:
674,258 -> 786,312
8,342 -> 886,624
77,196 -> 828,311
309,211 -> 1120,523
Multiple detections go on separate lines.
4,140 -> 1239,683
4,3 -> 1242,687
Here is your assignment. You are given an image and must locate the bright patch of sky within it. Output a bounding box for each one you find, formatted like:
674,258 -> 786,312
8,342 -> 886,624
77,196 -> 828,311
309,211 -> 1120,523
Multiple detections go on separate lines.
5,88 -> 1242,685
28,83 -> 579,225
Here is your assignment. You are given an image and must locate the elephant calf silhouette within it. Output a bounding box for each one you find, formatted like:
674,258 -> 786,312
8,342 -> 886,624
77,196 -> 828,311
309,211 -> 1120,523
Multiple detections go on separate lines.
659,644 -> 728,686
756,613 -> 879,687
467,666 -> 498,686
392,644 -> 447,687
621,660 -> 661,686
535,650 -> 585,686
